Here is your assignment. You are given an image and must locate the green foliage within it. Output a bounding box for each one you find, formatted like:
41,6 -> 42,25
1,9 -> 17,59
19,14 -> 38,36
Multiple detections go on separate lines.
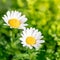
0,0 -> 60,60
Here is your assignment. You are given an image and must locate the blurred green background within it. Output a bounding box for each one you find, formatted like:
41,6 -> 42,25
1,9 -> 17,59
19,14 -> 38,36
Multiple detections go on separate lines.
0,0 -> 60,60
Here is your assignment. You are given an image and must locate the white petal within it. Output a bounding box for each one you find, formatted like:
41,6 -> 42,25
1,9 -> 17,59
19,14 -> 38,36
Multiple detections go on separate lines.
32,30 -> 38,37
2,16 -> 8,23
40,40 -> 45,43
20,18 -> 27,23
19,24 -> 28,29
27,45 -> 33,49
6,11 -> 11,19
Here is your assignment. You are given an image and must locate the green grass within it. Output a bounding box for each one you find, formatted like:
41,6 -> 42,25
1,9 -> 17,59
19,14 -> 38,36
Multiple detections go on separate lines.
0,0 -> 60,60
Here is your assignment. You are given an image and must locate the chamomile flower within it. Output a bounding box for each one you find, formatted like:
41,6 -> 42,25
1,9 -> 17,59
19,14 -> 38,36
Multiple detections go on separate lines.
20,27 -> 45,50
2,11 -> 28,29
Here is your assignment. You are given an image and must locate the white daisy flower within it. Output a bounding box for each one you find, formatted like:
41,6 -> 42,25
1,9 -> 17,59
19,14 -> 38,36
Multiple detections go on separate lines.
2,11 -> 28,29
20,27 -> 45,50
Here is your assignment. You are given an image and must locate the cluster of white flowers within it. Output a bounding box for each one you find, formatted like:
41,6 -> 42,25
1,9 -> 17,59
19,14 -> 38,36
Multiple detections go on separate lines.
2,11 -> 45,50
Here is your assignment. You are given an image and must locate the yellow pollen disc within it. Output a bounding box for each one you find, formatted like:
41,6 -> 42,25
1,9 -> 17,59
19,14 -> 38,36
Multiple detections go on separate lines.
8,19 -> 21,28
26,36 -> 36,45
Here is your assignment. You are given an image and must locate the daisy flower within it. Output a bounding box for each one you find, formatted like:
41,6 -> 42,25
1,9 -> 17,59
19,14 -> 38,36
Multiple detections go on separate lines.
20,27 -> 45,50
2,11 -> 28,29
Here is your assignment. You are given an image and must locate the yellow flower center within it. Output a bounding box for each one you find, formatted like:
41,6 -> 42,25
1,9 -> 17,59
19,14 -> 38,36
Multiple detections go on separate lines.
8,19 -> 21,28
26,36 -> 36,45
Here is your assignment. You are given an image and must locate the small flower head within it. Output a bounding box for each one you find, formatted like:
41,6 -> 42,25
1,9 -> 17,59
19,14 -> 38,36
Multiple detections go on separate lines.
2,11 -> 28,29
20,27 -> 45,50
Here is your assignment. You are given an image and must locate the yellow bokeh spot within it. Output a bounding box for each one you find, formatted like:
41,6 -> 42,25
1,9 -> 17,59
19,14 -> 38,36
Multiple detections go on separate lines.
54,0 -> 60,4
26,36 -> 36,45
8,19 -> 21,28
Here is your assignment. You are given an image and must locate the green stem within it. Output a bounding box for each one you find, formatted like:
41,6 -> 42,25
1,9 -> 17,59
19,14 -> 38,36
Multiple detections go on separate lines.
10,30 -> 13,43
28,49 -> 34,60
